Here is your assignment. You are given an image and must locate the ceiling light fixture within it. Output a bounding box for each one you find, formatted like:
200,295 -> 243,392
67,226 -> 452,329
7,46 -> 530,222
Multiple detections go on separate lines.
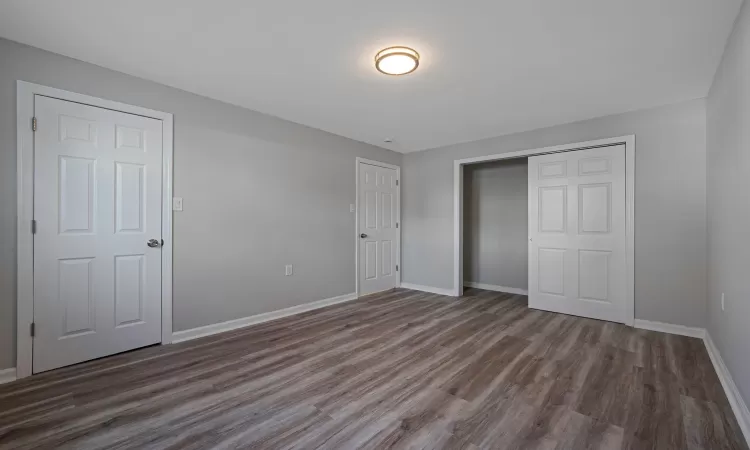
375,46 -> 420,76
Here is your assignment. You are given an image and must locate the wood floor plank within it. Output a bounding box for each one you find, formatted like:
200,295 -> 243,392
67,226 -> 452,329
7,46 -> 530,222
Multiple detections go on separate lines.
681,395 -> 746,450
0,288 -> 746,450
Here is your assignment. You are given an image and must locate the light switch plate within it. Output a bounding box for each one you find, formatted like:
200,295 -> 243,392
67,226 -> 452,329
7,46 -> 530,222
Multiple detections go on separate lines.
350,204 -> 355,213
173,197 -> 183,211
285,265 -> 293,276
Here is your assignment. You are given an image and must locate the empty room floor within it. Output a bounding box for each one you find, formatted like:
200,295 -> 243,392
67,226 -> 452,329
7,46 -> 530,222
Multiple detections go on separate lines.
0,288 -> 746,449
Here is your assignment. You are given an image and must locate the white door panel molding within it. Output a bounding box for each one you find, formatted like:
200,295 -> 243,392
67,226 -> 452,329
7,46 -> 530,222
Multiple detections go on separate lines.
16,81 -> 174,377
356,158 -> 401,296
528,145 -> 627,324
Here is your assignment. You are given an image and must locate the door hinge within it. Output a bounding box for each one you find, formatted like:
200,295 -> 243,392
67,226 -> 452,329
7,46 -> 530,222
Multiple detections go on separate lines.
31,117 -> 37,132
31,219 -> 37,234
396,265 -> 399,272
396,222 -> 399,228
30,322 -> 35,337
396,179 -> 399,186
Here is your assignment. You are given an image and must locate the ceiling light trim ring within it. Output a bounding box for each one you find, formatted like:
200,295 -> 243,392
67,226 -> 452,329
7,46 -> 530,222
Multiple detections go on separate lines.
375,46 -> 420,76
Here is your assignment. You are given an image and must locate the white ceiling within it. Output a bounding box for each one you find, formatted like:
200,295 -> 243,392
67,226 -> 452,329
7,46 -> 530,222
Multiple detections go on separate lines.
0,1 -> 742,152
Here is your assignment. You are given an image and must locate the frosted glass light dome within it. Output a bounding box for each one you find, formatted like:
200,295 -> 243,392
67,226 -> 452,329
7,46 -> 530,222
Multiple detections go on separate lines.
375,47 -> 420,75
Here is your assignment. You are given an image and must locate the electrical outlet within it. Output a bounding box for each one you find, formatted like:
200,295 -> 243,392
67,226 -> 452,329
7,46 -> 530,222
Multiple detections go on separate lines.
285,265 -> 293,276
721,293 -> 725,311
173,197 -> 183,211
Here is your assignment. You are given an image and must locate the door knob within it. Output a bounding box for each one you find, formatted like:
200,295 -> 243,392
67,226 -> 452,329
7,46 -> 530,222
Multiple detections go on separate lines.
360,233 -> 368,239
147,239 -> 161,248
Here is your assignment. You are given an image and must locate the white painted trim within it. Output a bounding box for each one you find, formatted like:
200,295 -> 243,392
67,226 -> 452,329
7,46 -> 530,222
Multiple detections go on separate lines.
15,81 -> 175,378
625,137 -> 636,328
161,113 -> 174,345
400,283 -> 455,297
355,157 -> 401,297
0,368 -> 17,385
453,135 -> 636,326
634,319 -> 705,338
704,332 -> 750,445
454,161 -> 463,297
464,282 -> 528,296
16,82 -> 34,379
172,292 -> 358,343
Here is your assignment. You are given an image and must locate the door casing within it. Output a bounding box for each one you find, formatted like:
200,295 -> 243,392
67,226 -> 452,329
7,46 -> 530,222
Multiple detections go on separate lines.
16,81 -> 174,378
355,157 -> 401,297
453,135 -> 635,326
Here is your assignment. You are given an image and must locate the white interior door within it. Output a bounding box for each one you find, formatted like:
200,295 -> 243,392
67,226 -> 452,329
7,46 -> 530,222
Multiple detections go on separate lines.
528,145 -> 627,323
358,162 -> 399,296
33,95 -> 163,373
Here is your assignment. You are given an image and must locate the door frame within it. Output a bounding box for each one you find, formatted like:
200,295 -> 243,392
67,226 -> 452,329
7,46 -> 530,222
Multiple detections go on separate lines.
15,81 -> 174,378
453,135 -> 635,326
355,157 -> 401,297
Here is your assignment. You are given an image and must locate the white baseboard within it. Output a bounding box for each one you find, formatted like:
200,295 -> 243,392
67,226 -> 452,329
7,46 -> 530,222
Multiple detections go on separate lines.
633,319 -> 705,338
704,332 -> 750,445
464,282 -> 528,296
172,292 -> 358,343
0,367 -> 17,385
399,283 -> 455,297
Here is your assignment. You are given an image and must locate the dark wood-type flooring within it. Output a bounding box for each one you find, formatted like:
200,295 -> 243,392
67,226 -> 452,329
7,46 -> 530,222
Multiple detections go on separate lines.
0,288 -> 746,449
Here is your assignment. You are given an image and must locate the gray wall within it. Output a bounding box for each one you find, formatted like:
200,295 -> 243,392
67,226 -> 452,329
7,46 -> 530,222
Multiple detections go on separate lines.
463,159 -> 528,290
403,99 -> 708,327
707,0 -> 750,409
0,38 -> 401,370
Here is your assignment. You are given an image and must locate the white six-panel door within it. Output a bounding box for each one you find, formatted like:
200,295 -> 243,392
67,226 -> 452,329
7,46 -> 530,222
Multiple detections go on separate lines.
358,162 -> 398,296
528,145 -> 627,323
33,95 -> 163,373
